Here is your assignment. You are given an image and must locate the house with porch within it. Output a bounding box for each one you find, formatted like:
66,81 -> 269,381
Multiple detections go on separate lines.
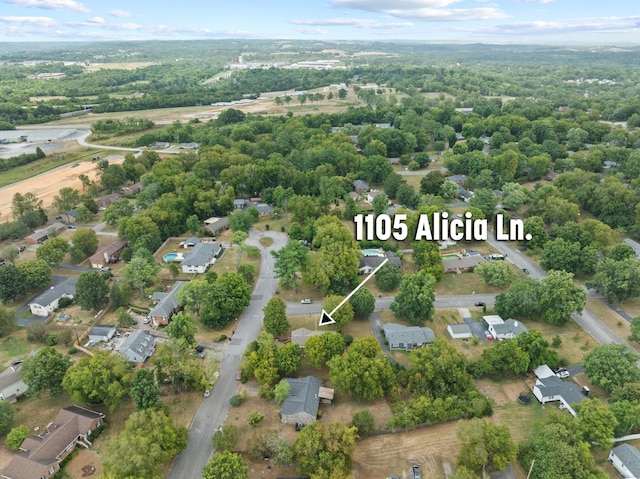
0,406 -> 104,479
181,242 -> 222,274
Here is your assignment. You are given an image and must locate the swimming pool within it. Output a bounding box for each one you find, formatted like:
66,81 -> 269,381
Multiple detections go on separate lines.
163,253 -> 183,262
441,253 -> 461,260
361,248 -> 385,257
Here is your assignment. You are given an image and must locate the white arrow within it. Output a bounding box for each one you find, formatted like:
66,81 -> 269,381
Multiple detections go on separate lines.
319,258 -> 389,326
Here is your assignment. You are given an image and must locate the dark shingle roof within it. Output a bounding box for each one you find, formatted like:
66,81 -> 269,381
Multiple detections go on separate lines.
536,375 -> 586,406
182,242 -> 221,268
29,277 -> 77,308
150,281 -> 186,318
281,376 -> 321,418
383,323 -> 435,346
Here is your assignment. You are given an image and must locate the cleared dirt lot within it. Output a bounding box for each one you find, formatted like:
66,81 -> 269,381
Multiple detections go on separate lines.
0,156 -> 123,221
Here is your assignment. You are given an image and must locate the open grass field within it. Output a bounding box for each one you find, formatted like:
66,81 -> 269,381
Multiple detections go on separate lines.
585,298 -> 639,353
85,62 -> 157,71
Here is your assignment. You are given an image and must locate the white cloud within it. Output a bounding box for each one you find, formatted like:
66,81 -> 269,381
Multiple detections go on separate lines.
513,0 -> 554,3
330,0 -> 508,22
0,15 -> 56,26
150,25 -> 263,38
291,17 -> 413,29
297,27 -> 329,35
86,16 -> 105,24
458,16 -> 640,35
6,0 -> 89,13
66,19 -> 142,30
108,9 -> 132,18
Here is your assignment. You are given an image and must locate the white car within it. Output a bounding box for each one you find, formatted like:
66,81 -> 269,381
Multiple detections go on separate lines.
143,316 -> 151,324
204,390 -> 211,398
301,298 -> 312,304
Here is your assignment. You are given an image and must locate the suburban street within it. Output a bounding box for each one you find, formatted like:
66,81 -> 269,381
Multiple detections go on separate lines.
167,229 -> 288,479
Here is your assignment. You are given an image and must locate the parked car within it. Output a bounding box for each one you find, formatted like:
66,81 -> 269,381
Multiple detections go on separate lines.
522,268 -> 530,274
555,367 -> 570,378
143,316 -> 151,324
484,330 -> 493,340
412,465 -> 422,479
301,298 -> 312,304
295,422 -> 305,431
204,390 -> 211,398
67,224 -> 76,230
236,371 -> 242,381
474,302 -> 485,307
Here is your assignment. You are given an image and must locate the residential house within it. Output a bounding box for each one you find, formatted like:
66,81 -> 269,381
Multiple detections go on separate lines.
26,222 -> 67,244
203,217 -> 229,236
29,278 -> 77,317
383,323 -> 435,351
352,180 -> 370,194
181,242 -> 222,274
0,406 -> 104,479
365,190 -> 387,204
442,255 -> 486,273
149,281 -> 186,326
373,123 -> 393,129
153,141 -> 170,149
255,203 -> 274,216
446,174 -> 468,186
233,199 -> 250,210
119,331 -> 155,363
0,363 -> 28,403
447,324 -> 473,339
544,171 -> 558,181
457,184 -> 474,202
89,240 -> 127,269
121,182 -> 142,195
609,444 -> 640,479
281,376 -> 324,426
61,209 -> 78,224
88,325 -> 117,342
179,142 -> 199,149
359,251 -> 401,275
96,193 -> 121,209
532,366 -> 588,416
603,161 -> 619,169
490,318 -> 528,340
623,238 -> 640,259
347,191 -> 360,201
290,328 -> 336,348
388,157 -> 401,165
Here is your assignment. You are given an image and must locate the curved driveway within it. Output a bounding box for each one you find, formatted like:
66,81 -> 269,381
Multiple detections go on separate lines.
167,229 -> 288,479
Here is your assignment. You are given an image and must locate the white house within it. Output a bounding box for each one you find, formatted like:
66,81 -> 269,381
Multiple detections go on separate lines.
181,242 -> 222,274
609,443 -> 640,478
531,366 -> 588,417
0,363 -> 28,403
119,331 -> 155,363
88,325 -> 117,342
483,315 -> 528,340
447,323 -> 473,339
29,278 -> 77,317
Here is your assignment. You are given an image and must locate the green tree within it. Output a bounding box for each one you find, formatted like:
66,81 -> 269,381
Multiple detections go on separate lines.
200,272 -> 251,329
69,228 -> 99,261
276,342 -> 302,377
384,172 -> 406,199
12,192 -> 43,220
21,347 -> 71,397
294,422 -> 358,479
474,260 -> 514,286
118,216 -> 162,252
248,411 -> 265,427
494,278 -> 542,321
52,187 -> 80,214
514,330 -> 560,369
630,316 -> 640,342
609,400 -> 640,437
372,192 -> 390,216
349,287 -> 375,319
439,180 -> 459,200
587,258 -> 640,303
0,307 -> 14,337
343,195 -> 357,220
478,340 -> 530,376
75,271 -> 109,310
539,270 -> 586,325
122,253 -> 159,299
328,337 -> 394,400
103,408 -> 187,479
457,418 -> 518,473
212,423 -> 240,452
110,281 -> 127,309
322,295 -> 354,329
130,369 -> 160,410
304,332 -> 345,368
420,171 -> 446,195
272,241 -> 310,291
274,379 -> 291,404
202,451 -> 248,479
609,243 -> 636,262
62,351 -> 133,410
350,409 -> 376,438
0,401 -> 14,436
237,263 -> 254,284
575,399 -> 617,450
391,269 -> 436,324
412,240 -> 443,281
263,297 -> 290,337
540,238 -> 582,273
374,262 -> 403,291
6,425 -> 29,451
469,188 -> 498,219
35,237 -> 69,266
103,198 -> 134,225
522,216 -> 549,249
166,311 -> 197,347
228,209 -> 253,232
15,259 -> 51,290
583,344 -> 640,393
74,204 -> 93,223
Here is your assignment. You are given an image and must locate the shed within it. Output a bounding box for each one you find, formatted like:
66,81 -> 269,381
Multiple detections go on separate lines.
88,325 -> 117,342
0,363 -> 28,403
447,323 -> 473,339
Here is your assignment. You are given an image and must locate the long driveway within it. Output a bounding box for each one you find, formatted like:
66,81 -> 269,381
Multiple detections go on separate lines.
166,229 -> 287,479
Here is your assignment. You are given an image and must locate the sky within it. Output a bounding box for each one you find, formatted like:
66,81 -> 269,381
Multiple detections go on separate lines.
0,0 -> 638,45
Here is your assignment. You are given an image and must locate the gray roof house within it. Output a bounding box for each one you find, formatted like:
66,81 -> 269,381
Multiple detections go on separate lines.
609,443 -> 640,479
29,277 -> 78,317
488,318 -> 528,340
150,281 -> 186,325
182,237 -> 201,248
532,373 -> 588,417
203,216 -> 229,235
281,376 -> 322,426
442,255 -> 486,273
119,331 -> 155,363
383,323 -> 435,351
623,238 -> 640,259
359,251 -> 401,275
290,328 -> 337,348
181,242 -> 222,274
0,362 -> 28,403
88,325 -> 117,342
353,179 -> 370,193
447,323 -> 473,339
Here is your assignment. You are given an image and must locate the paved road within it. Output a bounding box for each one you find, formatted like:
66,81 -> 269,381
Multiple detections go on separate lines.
92,221 -> 118,237
486,231 -> 631,348
167,229 -> 288,479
